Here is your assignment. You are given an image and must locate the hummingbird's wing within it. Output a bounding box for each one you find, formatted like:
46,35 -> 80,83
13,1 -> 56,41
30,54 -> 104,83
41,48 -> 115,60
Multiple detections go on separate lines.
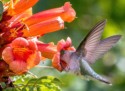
76,20 -> 106,62
87,35 -> 121,63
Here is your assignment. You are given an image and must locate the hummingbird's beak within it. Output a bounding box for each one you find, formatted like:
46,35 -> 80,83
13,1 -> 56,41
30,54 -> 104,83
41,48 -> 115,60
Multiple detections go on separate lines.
79,58 -> 112,85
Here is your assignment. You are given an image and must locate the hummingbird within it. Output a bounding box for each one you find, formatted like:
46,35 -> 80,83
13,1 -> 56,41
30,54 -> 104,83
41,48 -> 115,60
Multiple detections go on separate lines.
60,20 -> 121,85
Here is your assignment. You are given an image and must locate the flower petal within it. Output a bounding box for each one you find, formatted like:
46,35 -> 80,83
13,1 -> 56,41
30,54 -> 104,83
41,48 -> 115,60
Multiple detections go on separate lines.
27,51 -> 41,69
8,0 -> 38,15
23,17 -> 64,37
8,8 -> 32,27
24,2 -> 76,26
37,42 -> 57,59
52,52 -> 62,71
61,2 -> 76,22
28,39 -> 38,50
11,37 -> 29,47
2,47 -> 14,64
57,39 -> 65,51
9,60 -> 27,74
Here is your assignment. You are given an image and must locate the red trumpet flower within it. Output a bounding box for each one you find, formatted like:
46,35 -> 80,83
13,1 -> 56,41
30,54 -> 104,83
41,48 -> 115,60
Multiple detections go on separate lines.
2,37 -> 41,74
0,0 -> 76,76
52,37 -> 75,71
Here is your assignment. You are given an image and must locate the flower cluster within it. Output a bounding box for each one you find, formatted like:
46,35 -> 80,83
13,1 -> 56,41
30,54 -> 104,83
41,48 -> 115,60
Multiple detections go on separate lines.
0,0 -> 76,80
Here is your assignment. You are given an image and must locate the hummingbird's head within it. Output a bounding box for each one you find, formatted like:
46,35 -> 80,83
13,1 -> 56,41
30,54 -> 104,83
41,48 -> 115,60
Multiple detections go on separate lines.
59,50 -> 73,71
52,37 -> 76,71
60,50 -> 80,74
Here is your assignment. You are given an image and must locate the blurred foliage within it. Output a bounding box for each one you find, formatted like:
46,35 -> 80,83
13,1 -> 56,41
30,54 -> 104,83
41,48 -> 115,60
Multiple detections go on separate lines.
0,1 -> 3,20
3,74 -> 61,91
32,0 -> 125,91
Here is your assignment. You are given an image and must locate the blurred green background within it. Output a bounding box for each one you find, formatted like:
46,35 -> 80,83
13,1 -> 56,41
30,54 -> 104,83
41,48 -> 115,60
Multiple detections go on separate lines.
31,0 -> 125,91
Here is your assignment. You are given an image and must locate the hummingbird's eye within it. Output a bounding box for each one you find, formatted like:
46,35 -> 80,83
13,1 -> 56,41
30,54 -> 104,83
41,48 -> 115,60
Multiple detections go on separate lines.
60,50 -> 65,56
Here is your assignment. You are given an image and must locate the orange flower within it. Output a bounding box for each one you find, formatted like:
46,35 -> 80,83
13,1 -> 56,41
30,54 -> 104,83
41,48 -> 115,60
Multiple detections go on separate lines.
7,0 -> 38,16
2,37 -> 41,74
36,41 -> 57,59
24,2 -> 76,26
0,0 -> 76,76
22,2 -> 76,37
23,17 -> 64,37
7,8 -> 33,27
35,37 -> 76,71
0,1 -> 76,44
52,37 -> 75,71
35,37 -> 75,71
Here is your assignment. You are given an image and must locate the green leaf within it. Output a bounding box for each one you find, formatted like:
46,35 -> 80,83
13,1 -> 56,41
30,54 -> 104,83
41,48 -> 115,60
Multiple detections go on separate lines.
0,1 -> 3,21
0,1 -> 3,14
3,87 -> 19,91
13,75 -> 33,86
5,75 -> 62,91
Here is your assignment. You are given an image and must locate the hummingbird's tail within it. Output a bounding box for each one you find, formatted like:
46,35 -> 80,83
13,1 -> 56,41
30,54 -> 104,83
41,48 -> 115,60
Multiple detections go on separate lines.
80,59 -> 112,85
